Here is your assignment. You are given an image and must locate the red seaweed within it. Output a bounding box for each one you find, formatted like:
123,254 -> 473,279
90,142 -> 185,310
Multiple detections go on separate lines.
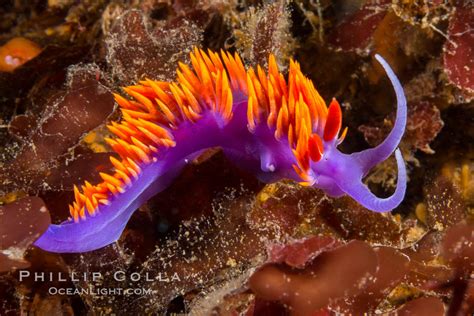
443,1 -> 474,96
0,197 -> 50,272
0,66 -> 114,194
359,101 -> 444,154
328,0 -> 390,53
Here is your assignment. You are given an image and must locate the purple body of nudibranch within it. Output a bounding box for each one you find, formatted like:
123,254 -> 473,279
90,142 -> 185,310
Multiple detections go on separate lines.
34,54 -> 407,253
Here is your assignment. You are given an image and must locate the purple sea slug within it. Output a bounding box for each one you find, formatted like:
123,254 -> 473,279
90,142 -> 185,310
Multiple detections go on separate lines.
34,49 -> 407,253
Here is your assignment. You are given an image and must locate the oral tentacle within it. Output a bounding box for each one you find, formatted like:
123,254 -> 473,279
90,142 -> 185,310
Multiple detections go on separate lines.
337,149 -> 407,212
352,54 -> 407,175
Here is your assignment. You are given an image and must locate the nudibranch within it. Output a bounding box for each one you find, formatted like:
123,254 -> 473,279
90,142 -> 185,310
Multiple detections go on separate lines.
34,48 -> 407,253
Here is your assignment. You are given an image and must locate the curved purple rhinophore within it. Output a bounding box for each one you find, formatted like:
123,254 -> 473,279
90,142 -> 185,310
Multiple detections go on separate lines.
34,53 -> 407,253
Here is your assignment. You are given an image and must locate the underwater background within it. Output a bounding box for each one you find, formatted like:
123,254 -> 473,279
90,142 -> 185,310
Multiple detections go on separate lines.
0,0 -> 473,315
